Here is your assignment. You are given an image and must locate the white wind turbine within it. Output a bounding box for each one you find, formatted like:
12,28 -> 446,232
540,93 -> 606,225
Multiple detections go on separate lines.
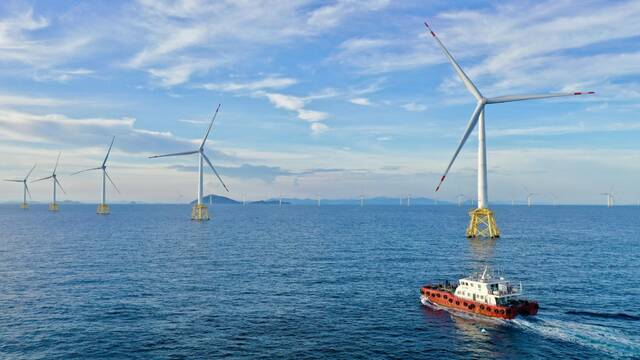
150,104 -> 228,221
4,164 -> 36,209
525,187 -> 538,208
73,136 -> 120,215
456,194 -> 466,207
601,188 -> 614,208
32,152 -> 66,211
424,21 -> 594,238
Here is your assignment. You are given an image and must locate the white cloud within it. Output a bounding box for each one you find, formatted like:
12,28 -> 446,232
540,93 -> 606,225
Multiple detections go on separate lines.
298,109 -> 328,122
264,93 -> 306,112
350,97 -> 372,106
402,102 -> 427,112
33,68 -> 94,82
333,1 -> 640,99
261,92 -> 328,123
202,76 -> 298,92
0,94 -> 67,107
310,122 -> 329,135
127,0 -> 392,86
0,8 -> 94,72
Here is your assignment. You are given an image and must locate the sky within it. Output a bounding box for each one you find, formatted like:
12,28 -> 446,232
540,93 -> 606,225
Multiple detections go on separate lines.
0,0 -> 639,205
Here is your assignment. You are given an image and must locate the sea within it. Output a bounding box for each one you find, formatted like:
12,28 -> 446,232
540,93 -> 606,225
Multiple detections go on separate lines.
0,204 -> 638,359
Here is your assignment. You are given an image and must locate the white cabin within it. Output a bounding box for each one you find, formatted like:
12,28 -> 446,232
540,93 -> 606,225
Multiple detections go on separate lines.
454,267 -> 522,306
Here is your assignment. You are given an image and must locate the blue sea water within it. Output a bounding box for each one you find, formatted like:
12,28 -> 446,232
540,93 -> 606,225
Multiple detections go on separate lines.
0,204 -> 638,359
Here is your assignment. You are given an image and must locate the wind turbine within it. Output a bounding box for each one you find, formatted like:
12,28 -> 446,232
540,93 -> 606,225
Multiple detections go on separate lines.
424,21 -> 594,238
73,136 -> 120,215
407,194 -> 412,206
524,188 -> 538,208
4,164 -> 36,209
550,193 -> 558,207
149,104 -> 228,221
359,194 -> 364,207
457,194 -> 466,207
32,152 -> 66,211
601,188 -> 614,208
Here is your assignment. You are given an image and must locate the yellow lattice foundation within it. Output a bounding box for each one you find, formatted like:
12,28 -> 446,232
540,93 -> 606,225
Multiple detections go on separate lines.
97,204 -> 110,215
20,203 -> 28,209
191,204 -> 209,221
466,208 -> 500,238
48,203 -> 59,212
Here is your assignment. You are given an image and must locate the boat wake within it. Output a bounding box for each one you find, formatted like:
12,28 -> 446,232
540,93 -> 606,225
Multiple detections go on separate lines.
565,310 -> 640,321
512,316 -> 640,357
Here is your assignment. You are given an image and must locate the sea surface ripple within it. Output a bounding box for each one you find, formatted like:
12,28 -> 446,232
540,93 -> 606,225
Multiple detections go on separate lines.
0,204 -> 638,359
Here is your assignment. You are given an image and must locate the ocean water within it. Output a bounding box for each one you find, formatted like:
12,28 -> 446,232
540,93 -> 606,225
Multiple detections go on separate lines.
0,204 -> 638,359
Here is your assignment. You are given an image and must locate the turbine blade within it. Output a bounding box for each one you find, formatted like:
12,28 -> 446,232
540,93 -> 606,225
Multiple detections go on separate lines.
487,91 -> 595,104
102,136 -> 115,167
149,150 -> 198,159
4,179 -> 24,182
202,153 -> 229,192
435,102 -> 484,192
25,164 -> 37,180
55,178 -> 67,195
53,152 -> 61,174
104,171 -> 121,194
424,21 -> 482,101
72,167 -> 102,175
200,104 -> 221,150
32,175 -> 53,183
25,183 -> 32,199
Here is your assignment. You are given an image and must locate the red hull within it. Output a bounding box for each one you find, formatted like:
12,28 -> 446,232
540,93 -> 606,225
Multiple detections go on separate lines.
420,286 -> 538,320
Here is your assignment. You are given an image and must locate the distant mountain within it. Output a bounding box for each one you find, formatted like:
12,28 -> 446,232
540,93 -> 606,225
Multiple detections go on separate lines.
191,194 -> 241,205
250,200 -> 290,205
189,195 -> 451,205
278,197 -> 450,205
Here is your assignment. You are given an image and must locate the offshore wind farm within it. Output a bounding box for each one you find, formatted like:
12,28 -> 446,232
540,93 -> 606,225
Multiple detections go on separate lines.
1,1 -> 639,359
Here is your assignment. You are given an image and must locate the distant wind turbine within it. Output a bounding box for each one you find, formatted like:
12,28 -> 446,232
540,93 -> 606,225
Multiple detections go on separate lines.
457,194 -> 465,207
601,188 -> 614,208
524,187 -> 537,208
424,20 -> 594,238
149,104 -> 228,221
4,164 -> 36,209
32,152 -> 66,212
73,136 -> 119,215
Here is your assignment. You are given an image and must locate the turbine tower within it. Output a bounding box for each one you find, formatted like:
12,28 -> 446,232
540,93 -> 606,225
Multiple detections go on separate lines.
4,164 -> 36,209
73,136 -> 120,215
150,104 -> 228,221
424,21 -> 594,238
32,152 -> 66,211
601,191 -> 614,208
527,193 -> 537,207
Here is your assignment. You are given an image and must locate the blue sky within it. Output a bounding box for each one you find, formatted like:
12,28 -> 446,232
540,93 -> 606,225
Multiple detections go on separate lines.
0,0 -> 639,204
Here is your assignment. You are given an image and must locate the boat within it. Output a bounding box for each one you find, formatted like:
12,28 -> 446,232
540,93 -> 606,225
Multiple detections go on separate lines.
420,267 -> 538,320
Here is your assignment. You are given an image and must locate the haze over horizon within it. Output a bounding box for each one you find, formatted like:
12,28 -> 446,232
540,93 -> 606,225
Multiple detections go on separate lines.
1,1 -> 639,205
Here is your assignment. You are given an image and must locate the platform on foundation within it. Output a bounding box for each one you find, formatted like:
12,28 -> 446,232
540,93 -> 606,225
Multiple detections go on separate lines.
466,208 -> 500,238
20,203 -> 28,209
97,204 -> 110,215
48,203 -> 59,212
191,204 -> 210,221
